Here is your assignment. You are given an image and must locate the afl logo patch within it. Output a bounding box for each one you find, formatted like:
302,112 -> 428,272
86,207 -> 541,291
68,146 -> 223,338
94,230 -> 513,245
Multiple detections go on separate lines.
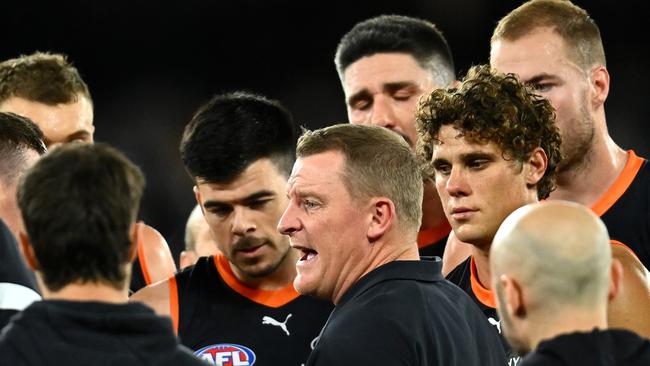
194,343 -> 257,366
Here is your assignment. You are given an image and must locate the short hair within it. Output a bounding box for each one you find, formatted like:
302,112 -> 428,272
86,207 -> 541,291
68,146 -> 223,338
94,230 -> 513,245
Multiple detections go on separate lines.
0,112 -> 46,186
184,204 -> 203,252
17,143 -> 145,291
335,15 -> 455,87
491,0 -> 605,70
0,52 -> 92,105
416,64 -> 562,199
297,124 -> 423,232
180,91 -> 297,183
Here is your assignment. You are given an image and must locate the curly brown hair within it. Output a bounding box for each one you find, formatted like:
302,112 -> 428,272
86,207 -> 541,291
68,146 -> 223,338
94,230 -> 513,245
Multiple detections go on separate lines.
416,64 -> 562,199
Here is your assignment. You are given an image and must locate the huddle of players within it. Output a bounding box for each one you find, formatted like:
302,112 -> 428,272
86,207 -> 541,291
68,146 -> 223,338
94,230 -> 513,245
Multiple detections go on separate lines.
1,0 -> 649,365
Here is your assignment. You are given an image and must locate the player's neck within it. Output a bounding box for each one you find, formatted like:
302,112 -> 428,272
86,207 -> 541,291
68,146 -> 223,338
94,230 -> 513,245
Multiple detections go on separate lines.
41,280 -> 129,303
232,249 -> 299,291
551,133 -> 627,207
528,307 -> 607,351
420,180 -> 447,230
471,245 -> 492,291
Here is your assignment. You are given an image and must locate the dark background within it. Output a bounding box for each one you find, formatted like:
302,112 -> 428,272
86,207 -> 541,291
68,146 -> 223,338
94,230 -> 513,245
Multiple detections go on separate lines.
3,1 -> 647,264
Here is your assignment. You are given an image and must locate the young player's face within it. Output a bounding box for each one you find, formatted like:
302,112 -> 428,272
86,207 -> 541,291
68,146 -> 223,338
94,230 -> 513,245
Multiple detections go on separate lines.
491,28 -> 595,173
195,158 -> 292,281
278,151 -> 370,303
431,126 -> 536,247
342,53 -> 439,150
0,94 -> 94,149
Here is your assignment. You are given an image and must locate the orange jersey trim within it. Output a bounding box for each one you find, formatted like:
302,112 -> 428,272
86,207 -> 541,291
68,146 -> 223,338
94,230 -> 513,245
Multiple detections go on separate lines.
417,221 -> 452,249
591,151 -> 644,217
136,222 -> 153,285
169,276 -> 179,335
610,239 -> 640,261
213,254 -> 300,308
469,256 -> 496,309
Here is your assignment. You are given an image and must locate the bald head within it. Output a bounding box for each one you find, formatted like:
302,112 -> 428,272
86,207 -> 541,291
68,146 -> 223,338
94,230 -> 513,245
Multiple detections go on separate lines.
180,204 -> 219,269
492,201 -> 611,310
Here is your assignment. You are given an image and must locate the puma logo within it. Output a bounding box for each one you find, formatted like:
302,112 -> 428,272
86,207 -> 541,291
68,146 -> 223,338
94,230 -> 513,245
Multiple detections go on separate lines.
262,313 -> 292,336
488,317 -> 501,334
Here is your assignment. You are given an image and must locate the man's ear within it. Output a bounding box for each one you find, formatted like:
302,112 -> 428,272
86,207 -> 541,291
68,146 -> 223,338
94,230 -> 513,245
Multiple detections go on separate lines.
128,223 -> 141,263
366,197 -> 395,242
608,258 -> 623,301
589,66 -> 610,109
501,274 -> 526,318
193,186 -> 205,216
525,147 -> 548,187
18,231 -> 39,271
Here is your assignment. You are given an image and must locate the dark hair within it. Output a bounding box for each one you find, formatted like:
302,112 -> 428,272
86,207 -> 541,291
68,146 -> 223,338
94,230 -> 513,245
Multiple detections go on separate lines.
0,52 -> 92,105
416,65 -> 562,199
335,15 -> 455,87
491,0 -> 605,70
17,143 -> 145,291
297,124 -> 423,232
180,91 -> 297,183
0,112 -> 46,186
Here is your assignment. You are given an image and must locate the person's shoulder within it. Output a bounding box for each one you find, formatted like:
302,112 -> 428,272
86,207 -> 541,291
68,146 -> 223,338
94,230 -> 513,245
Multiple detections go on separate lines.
129,276 -> 172,317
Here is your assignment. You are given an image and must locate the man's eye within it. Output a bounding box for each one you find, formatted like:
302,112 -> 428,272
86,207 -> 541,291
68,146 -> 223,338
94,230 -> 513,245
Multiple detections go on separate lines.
434,164 -> 451,176
351,100 -> 370,110
304,200 -> 320,210
210,207 -> 232,217
468,160 -> 488,169
530,83 -> 552,92
393,90 -> 414,101
248,200 -> 270,210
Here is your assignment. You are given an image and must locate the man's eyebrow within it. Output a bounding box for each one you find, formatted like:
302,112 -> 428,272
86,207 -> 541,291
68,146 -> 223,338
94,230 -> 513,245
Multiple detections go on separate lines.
524,73 -> 558,84
461,152 -> 496,162
383,81 -> 418,93
203,190 -> 276,209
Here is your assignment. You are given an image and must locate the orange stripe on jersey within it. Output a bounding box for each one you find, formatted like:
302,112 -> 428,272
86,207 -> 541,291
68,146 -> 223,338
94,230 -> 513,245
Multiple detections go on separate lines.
136,222 -> 153,285
417,221 -> 452,249
213,254 -> 300,308
169,276 -> 179,335
469,256 -> 496,309
592,151 -> 644,217
610,240 -> 640,261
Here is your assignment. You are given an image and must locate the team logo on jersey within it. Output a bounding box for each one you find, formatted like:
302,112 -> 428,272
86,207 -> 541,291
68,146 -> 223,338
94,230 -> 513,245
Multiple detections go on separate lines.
488,317 -> 502,334
262,313 -> 292,336
194,343 -> 256,366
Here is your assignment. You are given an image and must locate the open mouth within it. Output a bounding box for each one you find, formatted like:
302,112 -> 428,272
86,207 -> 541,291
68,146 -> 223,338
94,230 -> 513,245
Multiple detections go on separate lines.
238,244 -> 264,255
299,248 -> 318,261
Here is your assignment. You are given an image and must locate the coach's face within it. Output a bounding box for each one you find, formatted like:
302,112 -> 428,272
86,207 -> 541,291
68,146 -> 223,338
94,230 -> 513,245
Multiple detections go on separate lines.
342,53 -> 438,149
278,151 -> 370,304
195,158 -> 292,281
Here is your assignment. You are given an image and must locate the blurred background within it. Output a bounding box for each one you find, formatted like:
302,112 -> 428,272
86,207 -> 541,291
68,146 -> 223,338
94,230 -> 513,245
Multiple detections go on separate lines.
3,0 -> 647,264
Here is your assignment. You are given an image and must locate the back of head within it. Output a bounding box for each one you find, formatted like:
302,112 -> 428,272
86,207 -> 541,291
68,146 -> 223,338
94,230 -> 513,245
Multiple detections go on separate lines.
492,201 -> 612,312
17,143 -> 145,291
335,15 -> 455,87
184,204 -> 204,252
416,64 -> 562,199
0,112 -> 46,187
0,52 -> 92,105
491,0 -> 605,71
180,91 -> 297,183
297,123 -> 423,233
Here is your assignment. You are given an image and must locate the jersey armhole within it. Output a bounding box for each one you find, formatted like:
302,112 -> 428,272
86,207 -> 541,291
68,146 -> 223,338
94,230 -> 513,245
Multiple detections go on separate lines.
169,275 -> 179,335
136,222 -> 153,285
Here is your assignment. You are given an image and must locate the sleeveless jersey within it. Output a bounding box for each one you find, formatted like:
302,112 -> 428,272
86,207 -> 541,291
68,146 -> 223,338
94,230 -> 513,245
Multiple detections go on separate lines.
171,255 -> 333,366
417,221 -> 451,258
594,151 -> 650,268
129,222 -> 153,294
446,256 -> 521,366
